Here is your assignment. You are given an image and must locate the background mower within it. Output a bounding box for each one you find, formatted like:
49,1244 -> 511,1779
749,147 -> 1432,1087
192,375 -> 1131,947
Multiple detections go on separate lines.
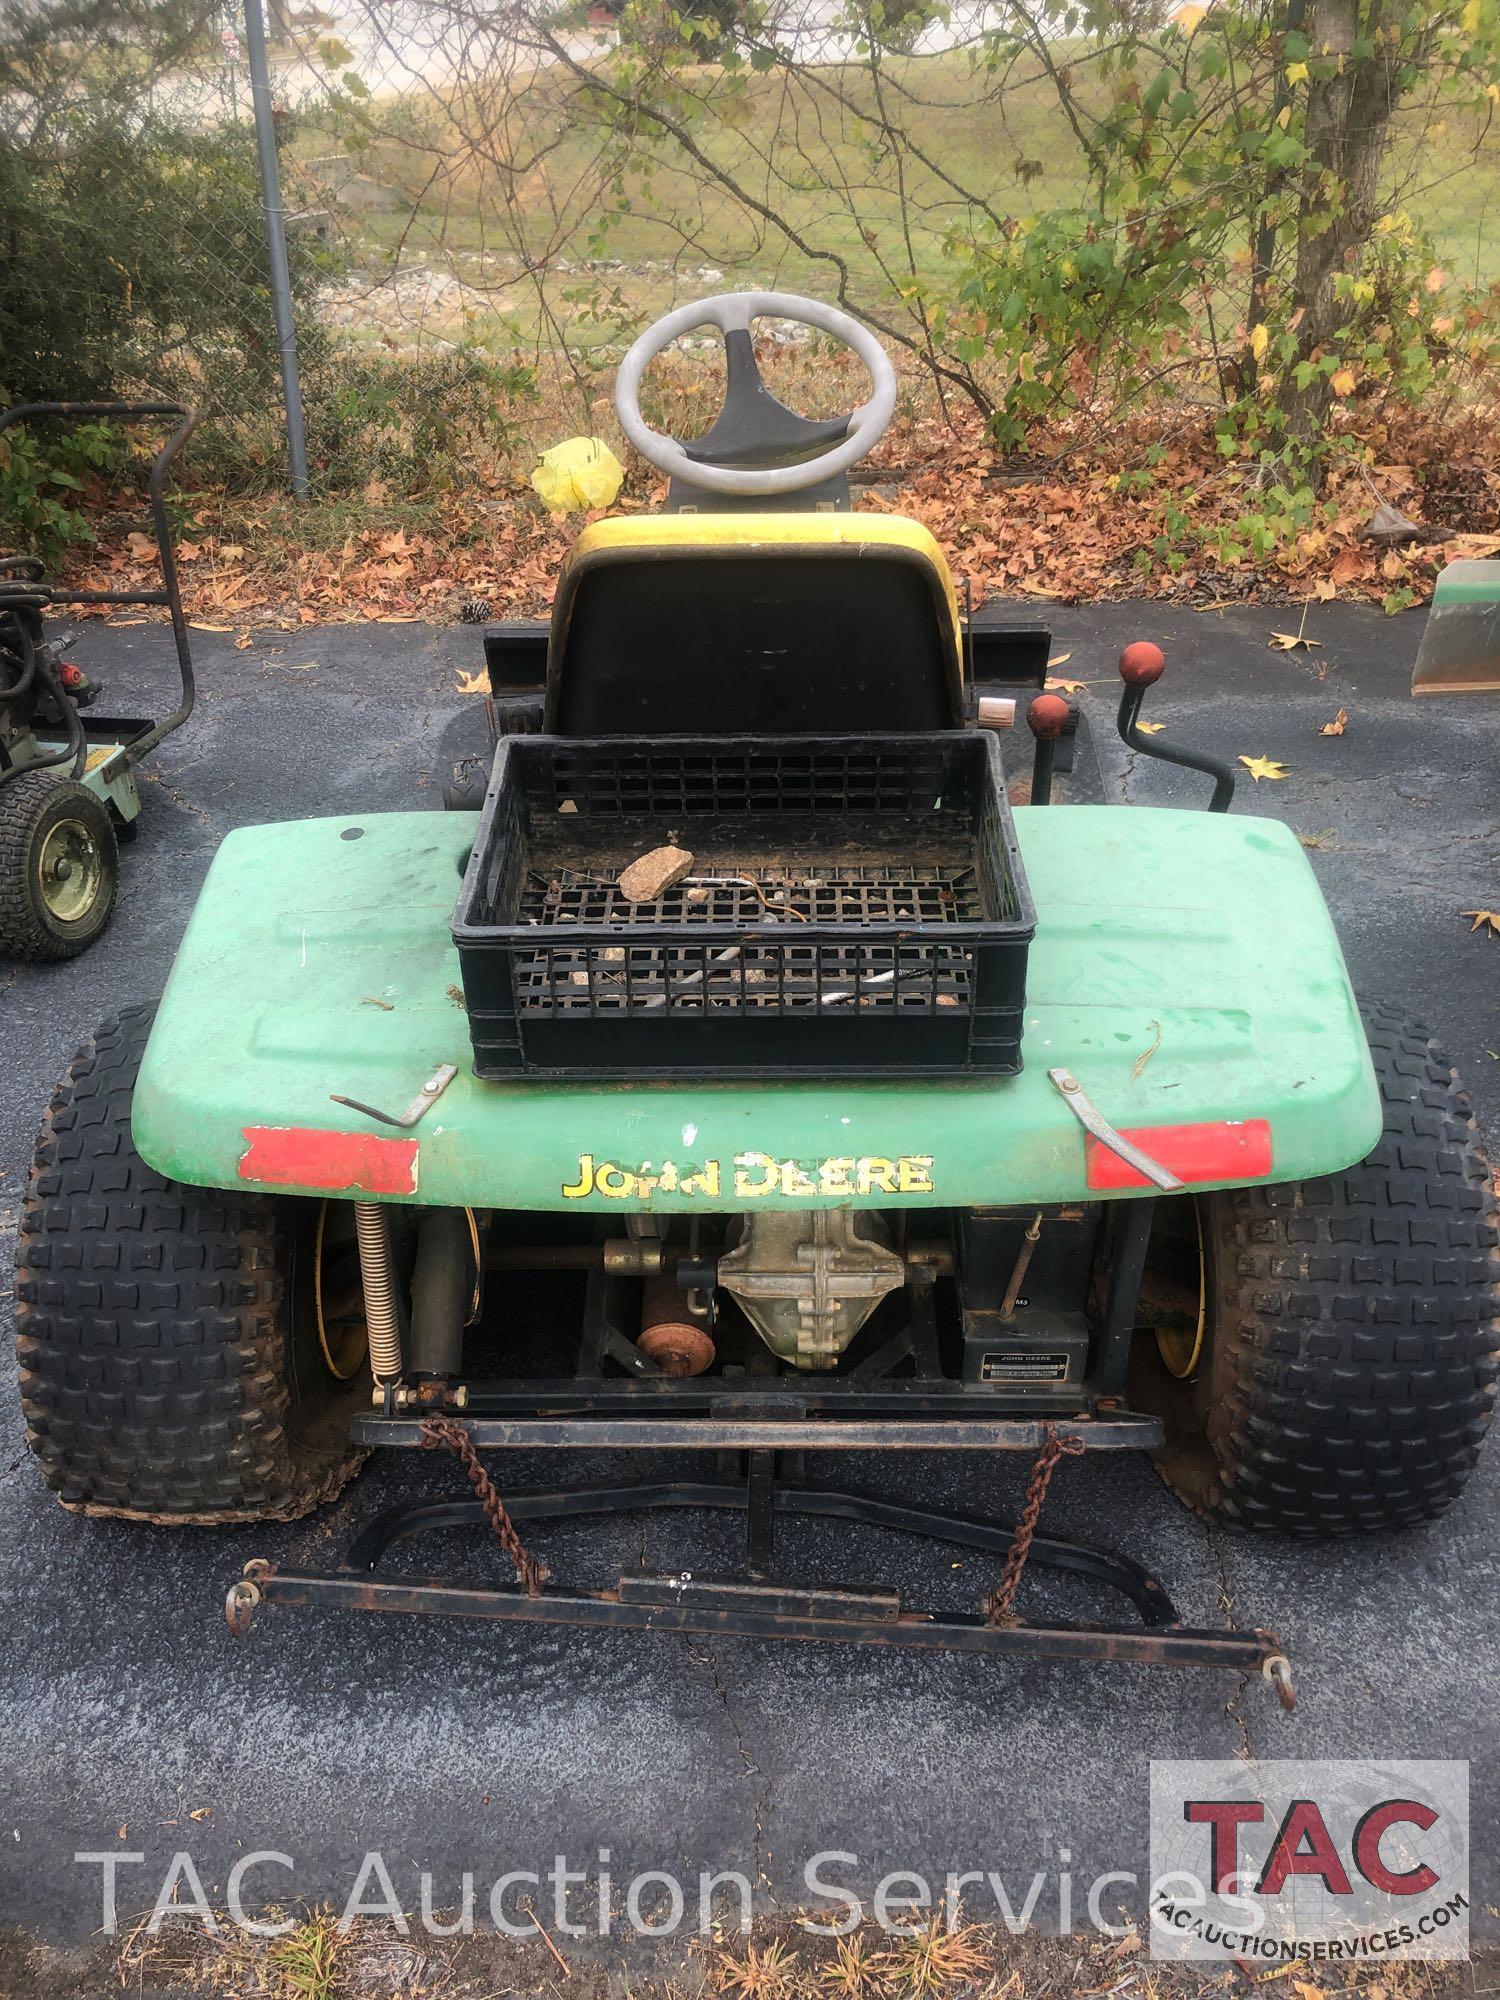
13,296 -> 1499,1708
0,401 -> 197,959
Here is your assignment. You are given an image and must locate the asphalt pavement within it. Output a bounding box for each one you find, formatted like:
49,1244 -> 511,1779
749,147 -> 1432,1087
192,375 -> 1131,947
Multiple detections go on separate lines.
1,598 -> 1496,1957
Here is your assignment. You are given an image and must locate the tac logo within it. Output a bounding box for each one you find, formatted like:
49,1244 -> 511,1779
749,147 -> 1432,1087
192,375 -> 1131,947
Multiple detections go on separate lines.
1149,1760 -> 1468,1963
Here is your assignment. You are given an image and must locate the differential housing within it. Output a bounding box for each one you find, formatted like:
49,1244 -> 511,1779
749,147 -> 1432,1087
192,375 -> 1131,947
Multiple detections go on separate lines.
716,1209 -> 905,1369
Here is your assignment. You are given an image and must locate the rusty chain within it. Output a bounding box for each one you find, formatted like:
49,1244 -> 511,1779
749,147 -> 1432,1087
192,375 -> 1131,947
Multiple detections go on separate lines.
419,1416 -> 546,1595
984,1426 -> 1087,1628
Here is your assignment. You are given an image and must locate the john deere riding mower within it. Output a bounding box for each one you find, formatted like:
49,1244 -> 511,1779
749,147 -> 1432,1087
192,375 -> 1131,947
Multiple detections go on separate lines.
14,299 -> 1498,1704
0,402 -> 197,958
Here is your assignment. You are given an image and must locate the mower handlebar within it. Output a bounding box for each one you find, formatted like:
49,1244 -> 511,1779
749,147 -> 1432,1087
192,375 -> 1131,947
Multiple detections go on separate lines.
0,400 -> 200,761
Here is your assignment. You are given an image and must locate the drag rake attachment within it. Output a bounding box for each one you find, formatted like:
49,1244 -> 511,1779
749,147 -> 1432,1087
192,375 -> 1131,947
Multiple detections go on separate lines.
225,1438 -> 1296,1708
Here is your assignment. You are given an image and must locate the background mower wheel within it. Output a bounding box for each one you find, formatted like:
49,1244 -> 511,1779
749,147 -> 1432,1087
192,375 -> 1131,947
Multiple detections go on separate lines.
1135,1003 -> 1500,1536
14,1006 -> 367,1523
0,770 -> 118,960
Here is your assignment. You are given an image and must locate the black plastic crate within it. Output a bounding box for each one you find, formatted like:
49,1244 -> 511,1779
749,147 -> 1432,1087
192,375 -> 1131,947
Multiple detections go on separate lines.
453,734 -> 1034,1079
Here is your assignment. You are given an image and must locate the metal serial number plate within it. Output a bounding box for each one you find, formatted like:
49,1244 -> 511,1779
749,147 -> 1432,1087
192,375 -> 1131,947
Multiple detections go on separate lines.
980,1351 -> 1071,1383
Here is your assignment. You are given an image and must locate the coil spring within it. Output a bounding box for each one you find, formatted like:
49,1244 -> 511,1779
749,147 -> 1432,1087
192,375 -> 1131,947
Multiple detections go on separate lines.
354,1200 -> 403,1383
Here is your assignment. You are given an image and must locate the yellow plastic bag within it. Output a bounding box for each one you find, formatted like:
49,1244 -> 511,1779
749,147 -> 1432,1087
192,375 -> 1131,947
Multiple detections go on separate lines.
531,436 -> 624,513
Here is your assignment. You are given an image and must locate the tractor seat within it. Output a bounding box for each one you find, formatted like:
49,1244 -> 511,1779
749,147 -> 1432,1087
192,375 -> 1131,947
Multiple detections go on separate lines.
544,514 -> 964,735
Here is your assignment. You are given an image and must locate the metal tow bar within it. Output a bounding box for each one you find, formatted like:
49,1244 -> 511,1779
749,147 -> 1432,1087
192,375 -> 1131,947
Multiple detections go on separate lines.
223,1437 -> 1296,1708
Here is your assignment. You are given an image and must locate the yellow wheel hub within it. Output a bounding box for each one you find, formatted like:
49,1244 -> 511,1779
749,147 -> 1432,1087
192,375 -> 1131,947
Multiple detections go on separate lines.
37,816 -> 105,925
1153,1198 -> 1207,1380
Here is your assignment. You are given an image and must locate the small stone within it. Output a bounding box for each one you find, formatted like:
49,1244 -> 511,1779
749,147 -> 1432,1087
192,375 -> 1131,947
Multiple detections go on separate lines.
558,799 -> 578,814
685,886 -> 710,906
601,946 -> 625,962
618,844 -> 694,903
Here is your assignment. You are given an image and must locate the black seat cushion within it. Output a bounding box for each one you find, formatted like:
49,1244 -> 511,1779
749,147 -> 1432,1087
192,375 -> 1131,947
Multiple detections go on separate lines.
546,548 -> 963,734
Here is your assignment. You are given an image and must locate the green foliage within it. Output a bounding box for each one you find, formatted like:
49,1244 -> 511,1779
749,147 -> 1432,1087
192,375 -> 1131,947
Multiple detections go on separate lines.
0,112 -> 331,416
947,199 -> 1225,450
300,347 -> 537,493
940,0 -> 1500,464
0,419 -> 127,564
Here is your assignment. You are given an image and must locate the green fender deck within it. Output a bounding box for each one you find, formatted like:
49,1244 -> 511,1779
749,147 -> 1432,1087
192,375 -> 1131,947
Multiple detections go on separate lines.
132,805 -> 1382,1210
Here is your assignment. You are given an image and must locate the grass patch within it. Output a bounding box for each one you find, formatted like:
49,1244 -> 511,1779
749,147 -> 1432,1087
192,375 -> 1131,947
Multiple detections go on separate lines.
34,1909 -> 1489,2000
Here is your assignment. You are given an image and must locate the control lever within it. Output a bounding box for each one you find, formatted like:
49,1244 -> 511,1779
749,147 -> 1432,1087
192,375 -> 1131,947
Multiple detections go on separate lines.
1116,642 -> 1236,813
1025,691 -> 1072,806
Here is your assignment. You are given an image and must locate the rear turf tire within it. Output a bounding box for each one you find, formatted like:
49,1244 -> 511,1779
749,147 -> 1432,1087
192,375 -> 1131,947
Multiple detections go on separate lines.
0,771 -> 118,960
14,1006 -> 366,1522
1137,1002 -> 1500,1536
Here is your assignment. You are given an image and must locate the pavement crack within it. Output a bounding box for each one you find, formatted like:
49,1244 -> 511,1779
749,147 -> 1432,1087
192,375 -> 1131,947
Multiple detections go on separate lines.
1206,1524 -> 1257,1770
686,1638 -> 774,1911
141,766 -> 217,835
1117,749 -> 1137,802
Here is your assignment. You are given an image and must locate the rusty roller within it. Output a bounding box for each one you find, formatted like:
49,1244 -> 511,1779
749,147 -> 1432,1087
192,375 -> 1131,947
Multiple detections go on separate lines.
637,1275 -> 715,1376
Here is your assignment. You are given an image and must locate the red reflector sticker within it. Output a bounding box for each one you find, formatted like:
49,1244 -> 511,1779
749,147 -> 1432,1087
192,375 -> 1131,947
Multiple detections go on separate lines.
1086,1118 -> 1272,1190
239,1126 -> 419,1195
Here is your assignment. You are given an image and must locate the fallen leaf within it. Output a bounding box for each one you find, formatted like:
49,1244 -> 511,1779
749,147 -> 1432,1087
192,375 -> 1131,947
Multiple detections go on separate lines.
125,530 -> 154,559
189,621 -> 234,633
1131,1019 -> 1163,1080
1137,720 -> 1166,734
1330,366 -> 1357,398
1311,577 -> 1336,601
377,613 -> 421,623
1046,677 -> 1087,693
1329,549 -> 1367,586
1046,651 -> 1072,667
188,1807 -> 211,1822
1319,707 -> 1349,736
1461,909 -> 1500,936
455,668 -> 490,695
176,539 -> 201,561
1239,754 -> 1292,781
234,630 -> 253,651
219,544 -> 245,562
285,660 -> 318,672
1268,631 -> 1322,652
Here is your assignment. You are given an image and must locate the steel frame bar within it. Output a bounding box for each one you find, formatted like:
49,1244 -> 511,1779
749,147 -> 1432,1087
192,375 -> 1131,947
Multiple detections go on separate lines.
351,1413 -> 1163,1450
234,1475 -> 1281,1676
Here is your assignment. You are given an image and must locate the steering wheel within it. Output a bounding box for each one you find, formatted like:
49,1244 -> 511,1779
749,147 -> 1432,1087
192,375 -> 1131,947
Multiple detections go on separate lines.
614,291 -> 898,498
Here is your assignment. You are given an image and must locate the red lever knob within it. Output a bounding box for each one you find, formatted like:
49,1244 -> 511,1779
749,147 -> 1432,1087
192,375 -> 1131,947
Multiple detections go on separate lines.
1118,641 -> 1165,688
1026,692 -> 1071,741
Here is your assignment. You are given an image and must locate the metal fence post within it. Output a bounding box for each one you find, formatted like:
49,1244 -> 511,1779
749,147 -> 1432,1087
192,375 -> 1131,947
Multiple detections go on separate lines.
243,0 -> 310,498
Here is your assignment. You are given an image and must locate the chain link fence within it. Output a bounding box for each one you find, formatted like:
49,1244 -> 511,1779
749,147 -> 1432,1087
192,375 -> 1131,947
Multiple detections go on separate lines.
4,0 -> 1496,506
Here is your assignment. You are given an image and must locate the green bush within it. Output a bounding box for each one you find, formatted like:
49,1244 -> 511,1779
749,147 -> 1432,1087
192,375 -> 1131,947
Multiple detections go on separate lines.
0,417 -> 128,564
0,112 -> 331,417
300,346 -> 536,493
